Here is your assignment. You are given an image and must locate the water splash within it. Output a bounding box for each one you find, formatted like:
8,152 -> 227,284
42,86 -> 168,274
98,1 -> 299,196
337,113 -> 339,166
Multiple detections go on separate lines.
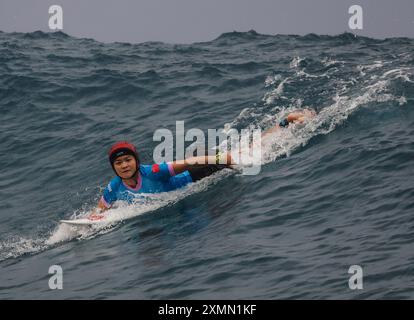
0,168 -> 234,261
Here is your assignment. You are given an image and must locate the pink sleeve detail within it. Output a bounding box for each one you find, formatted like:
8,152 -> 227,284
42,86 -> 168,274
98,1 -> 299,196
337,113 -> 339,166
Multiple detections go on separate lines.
167,162 -> 176,176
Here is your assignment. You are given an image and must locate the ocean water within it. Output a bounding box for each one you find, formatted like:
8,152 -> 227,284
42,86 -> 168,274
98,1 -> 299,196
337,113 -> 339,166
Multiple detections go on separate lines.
0,30 -> 413,299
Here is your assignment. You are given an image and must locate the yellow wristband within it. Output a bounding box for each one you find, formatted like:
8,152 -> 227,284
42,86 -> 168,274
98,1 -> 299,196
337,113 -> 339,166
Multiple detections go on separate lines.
215,152 -> 221,164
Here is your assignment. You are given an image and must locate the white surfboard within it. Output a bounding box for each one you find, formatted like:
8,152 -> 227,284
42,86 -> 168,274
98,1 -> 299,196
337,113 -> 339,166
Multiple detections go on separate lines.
60,218 -> 106,226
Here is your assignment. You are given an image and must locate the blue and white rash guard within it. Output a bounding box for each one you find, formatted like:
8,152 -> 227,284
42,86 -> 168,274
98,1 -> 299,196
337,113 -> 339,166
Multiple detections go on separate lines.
101,162 -> 193,208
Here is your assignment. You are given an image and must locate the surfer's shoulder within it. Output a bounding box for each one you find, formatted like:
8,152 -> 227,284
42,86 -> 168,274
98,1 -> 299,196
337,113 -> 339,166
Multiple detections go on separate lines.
138,164 -> 152,176
106,176 -> 122,192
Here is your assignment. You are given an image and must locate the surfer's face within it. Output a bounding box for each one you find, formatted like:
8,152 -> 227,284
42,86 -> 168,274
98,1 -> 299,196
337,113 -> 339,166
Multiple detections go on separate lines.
113,155 -> 137,179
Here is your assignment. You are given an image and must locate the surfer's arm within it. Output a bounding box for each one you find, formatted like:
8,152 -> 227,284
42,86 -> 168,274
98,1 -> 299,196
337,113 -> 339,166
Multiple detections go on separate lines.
171,154 -> 234,174
261,111 -> 309,139
87,199 -> 108,220
97,198 -> 110,211
287,112 -> 305,123
89,183 -> 117,218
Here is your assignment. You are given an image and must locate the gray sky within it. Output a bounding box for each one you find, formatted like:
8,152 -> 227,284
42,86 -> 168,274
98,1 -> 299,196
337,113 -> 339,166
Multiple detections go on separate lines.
0,0 -> 413,43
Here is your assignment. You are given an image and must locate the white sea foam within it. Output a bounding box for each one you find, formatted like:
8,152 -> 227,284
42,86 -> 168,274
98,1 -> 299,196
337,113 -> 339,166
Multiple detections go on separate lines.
262,77 -> 290,104
224,60 -> 407,167
290,56 -> 305,69
321,57 -> 345,67
0,236 -> 47,261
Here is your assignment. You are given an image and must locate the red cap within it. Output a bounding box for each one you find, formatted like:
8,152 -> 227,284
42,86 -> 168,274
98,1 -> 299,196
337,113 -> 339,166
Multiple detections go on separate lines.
108,141 -> 139,165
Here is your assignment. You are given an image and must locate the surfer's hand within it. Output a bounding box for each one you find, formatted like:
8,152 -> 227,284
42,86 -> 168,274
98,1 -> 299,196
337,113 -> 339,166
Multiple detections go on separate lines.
88,199 -> 109,220
287,112 -> 304,123
95,198 -> 109,212
287,109 -> 315,124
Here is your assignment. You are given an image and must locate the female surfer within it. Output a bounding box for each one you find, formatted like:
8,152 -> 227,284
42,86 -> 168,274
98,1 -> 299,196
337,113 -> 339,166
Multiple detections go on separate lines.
89,109 -> 315,219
